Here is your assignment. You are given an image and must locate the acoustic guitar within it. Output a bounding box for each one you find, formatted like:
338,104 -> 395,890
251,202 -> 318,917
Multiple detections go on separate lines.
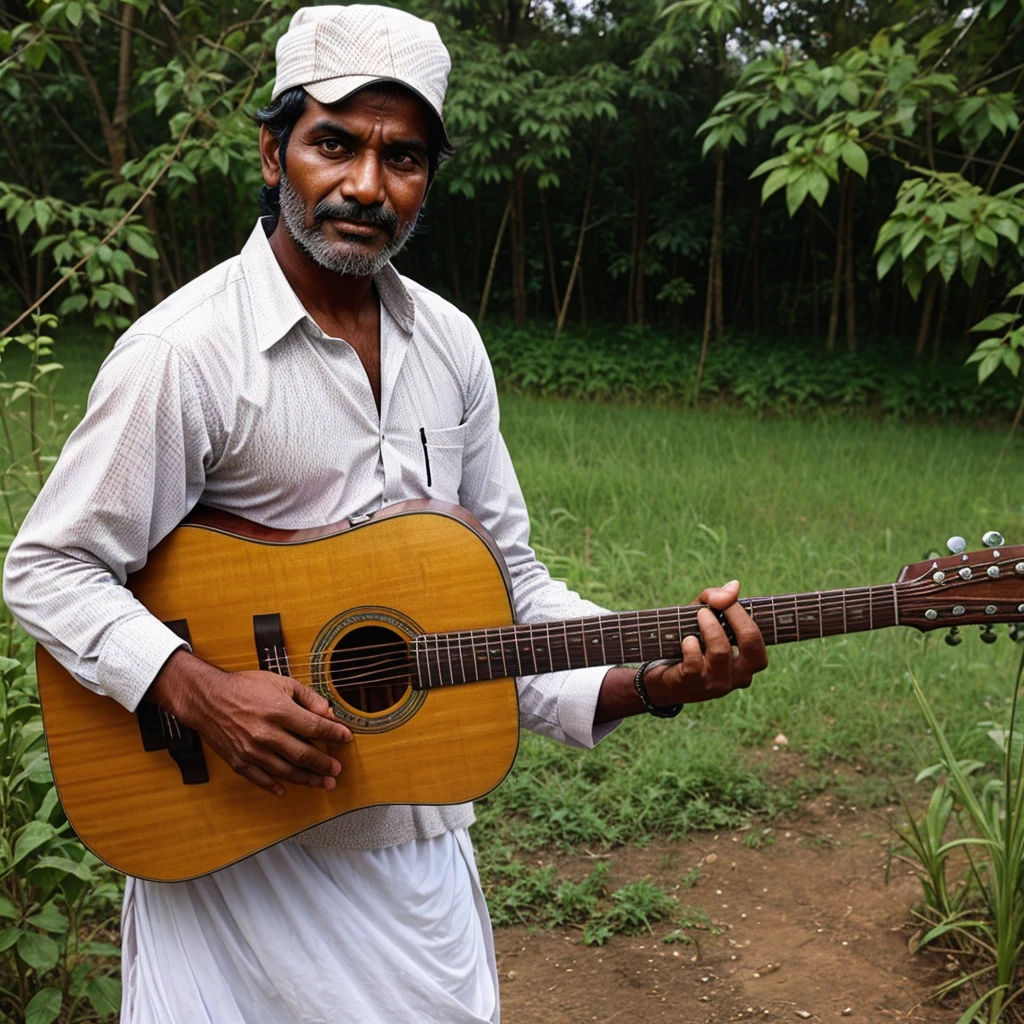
35,500 -> 1024,881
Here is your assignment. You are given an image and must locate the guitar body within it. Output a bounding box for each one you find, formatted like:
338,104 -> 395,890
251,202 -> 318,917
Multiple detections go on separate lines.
36,502 -> 520,882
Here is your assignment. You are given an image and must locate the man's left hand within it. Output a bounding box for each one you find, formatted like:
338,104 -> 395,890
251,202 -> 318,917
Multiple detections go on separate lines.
641,580 -> 768,706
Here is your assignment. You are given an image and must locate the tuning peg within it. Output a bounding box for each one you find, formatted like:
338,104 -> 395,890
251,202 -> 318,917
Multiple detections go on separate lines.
947,536 -> 967,555
945,627 -> 962,647
983,531 -> 1005,548
1010,625 -> 1024,643
981,625 -> 998,644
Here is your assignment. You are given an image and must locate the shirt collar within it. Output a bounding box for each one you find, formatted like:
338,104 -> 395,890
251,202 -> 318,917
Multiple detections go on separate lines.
240,219 -> 416,352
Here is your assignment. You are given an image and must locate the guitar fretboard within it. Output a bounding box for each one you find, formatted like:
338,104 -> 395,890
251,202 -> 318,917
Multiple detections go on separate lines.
412,584 -> 900,689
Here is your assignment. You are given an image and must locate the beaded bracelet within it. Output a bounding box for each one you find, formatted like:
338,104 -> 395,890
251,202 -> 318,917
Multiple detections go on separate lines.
633,659 -> 684,719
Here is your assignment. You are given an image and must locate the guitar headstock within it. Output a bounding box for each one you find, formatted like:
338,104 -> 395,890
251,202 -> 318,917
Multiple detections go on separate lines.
897,543 -> 1024,638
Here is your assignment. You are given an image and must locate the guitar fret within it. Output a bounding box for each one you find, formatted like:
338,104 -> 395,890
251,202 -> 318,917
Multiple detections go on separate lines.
891,583 -> 899,626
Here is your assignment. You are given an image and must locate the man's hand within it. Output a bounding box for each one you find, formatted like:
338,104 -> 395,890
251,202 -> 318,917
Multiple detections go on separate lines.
148,650 -> 353,797
640,580 -> 767,707
594,580 -> 768,724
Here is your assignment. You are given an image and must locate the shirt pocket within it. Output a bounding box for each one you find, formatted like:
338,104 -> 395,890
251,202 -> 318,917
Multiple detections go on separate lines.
391,423 -> 467,502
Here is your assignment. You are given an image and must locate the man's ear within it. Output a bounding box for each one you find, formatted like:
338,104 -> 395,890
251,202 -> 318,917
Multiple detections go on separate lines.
259,124 -> 283,187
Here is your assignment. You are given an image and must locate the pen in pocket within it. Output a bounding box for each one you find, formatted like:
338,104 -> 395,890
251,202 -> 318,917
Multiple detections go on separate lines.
419,427 -> 432,487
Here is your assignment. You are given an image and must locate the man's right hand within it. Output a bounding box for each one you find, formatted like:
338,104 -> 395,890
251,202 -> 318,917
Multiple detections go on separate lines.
147,649 -> 353,797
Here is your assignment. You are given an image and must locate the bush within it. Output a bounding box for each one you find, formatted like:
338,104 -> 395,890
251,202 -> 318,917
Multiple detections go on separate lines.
483,323 -> 1023,421
0,648 -> 122,1024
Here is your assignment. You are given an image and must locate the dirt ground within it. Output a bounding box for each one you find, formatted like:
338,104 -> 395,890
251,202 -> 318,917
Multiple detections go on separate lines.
493,797 -> 958,1024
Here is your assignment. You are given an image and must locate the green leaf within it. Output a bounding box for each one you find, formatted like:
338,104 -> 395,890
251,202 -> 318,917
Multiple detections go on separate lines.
24,987 -> 62,1024
27,902 -> 68,935
785,175 -> 810,217
29,855 -> 94,881
1007,282 -> 1024,299
86,975 -> 121,1016
34,786 -> 61,824
0,896 -> 16,919
0,926 -> 23,953
760,167 -> 789,203
15,202 -> 35,235
155,82 -> 175,116
807,169 -> 829,207
18,930 -> 60,973
971,313 -> 1016,332
13,821 -> 57,865
208,148 -> 230,176
876,246 -> 898,280
126,233 -> 159,260
977,351 -> 1003,383
840,142 -> 868,178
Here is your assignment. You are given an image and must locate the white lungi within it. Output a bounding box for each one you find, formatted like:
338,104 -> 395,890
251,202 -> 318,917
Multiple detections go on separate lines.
120,830 -> 499,1023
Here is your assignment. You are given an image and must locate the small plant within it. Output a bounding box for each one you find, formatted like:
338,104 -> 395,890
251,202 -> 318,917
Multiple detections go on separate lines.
0,313 -> 63,533
744,827 -> 775,850
899,649 -> 1024,1024
480,850 -> 702,947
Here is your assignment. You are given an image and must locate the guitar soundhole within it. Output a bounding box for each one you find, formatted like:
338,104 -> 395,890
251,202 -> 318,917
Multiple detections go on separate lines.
329,624 -> 411,714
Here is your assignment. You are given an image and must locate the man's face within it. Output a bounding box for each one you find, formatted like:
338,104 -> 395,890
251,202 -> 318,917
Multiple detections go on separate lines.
261,87 -> 431,277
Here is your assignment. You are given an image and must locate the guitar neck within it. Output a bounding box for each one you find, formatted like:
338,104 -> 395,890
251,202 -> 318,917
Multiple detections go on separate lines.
412,583 -> 900,689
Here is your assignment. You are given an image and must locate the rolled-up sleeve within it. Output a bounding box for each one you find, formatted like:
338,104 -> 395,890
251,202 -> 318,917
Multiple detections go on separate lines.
455,322 -> 619,749
3,334 -> 211,711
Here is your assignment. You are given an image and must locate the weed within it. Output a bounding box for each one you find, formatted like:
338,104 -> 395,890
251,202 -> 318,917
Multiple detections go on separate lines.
744,828 -> 776,850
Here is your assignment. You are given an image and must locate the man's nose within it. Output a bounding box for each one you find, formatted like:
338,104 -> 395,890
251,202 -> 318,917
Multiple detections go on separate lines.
342,151 -> 386,207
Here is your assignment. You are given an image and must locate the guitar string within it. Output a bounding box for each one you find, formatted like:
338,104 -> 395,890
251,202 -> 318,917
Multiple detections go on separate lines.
173,579 -> 986,680
172,581 -> 987,684
174,579 -> 975,687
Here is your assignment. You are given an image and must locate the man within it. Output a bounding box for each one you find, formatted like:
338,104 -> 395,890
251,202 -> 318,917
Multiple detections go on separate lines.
3,6 -> 767,1022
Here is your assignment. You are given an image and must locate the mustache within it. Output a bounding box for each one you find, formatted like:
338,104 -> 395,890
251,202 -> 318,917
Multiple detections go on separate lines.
312,199 -> 399,237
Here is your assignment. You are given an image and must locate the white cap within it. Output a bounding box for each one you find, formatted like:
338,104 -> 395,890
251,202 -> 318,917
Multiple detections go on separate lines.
273,5 -> 452,145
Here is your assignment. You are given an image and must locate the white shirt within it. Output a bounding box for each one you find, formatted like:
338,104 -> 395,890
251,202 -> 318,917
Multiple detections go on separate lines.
4,219 -> 616,850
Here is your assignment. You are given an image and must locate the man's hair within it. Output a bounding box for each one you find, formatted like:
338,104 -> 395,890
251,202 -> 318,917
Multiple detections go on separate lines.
254,85 -> 453,218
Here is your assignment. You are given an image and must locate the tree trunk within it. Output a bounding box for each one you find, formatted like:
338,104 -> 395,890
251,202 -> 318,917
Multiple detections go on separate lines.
67,2 -> 133,176
695,251 -> 716,402
540,189 -> 559,320
697,143 -> 726,392
810,208 -> 820,338
509,171 -> 527,327
556,140 -> 601,339
932,280 -> 949,356
843,176 -> 856,353
578,259 -> 587,328
751,207 -> 761,336
627,110 -> 650,326
477,197 -> 512,325
472,196 -> 482,305
915,277 -> 937,359
826,175 -> 847,353
712,143 -> 725,339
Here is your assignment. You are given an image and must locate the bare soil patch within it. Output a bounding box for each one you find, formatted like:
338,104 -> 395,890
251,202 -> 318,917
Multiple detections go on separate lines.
494,801 -> 954,1023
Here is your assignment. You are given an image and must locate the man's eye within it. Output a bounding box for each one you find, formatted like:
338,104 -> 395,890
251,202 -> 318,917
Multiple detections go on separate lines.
320,139 -> 346,153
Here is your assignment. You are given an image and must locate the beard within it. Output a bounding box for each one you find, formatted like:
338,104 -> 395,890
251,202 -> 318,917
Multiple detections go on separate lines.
277,173 -> 417,277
